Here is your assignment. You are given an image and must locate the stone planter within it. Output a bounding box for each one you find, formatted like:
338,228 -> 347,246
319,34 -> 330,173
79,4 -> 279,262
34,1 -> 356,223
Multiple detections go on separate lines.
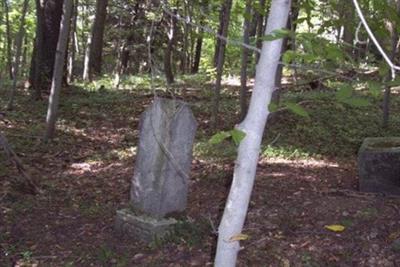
358,137 -> 400,196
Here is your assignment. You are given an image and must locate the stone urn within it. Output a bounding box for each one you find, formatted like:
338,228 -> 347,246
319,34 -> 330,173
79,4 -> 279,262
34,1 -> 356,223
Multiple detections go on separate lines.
358,137 -> 400,196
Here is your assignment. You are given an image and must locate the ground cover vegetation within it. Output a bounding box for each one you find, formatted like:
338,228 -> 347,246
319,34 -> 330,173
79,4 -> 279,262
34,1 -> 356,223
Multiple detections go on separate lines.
1,0 -> 400,265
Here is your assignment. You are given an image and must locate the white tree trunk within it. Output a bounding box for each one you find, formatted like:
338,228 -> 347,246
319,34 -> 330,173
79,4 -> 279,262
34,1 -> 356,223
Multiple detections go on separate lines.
214,0 -> 291,266
44,0 -> 73,141
83,34 -> 92,81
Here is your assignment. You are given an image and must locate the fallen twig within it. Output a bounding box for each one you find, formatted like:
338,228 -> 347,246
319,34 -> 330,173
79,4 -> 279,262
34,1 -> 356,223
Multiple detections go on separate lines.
0,131 -> 41,194
323,188 -> 400,199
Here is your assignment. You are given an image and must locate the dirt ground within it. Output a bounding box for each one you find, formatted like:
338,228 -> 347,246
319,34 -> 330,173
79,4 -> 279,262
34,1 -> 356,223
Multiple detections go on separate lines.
1,86 -> 400,266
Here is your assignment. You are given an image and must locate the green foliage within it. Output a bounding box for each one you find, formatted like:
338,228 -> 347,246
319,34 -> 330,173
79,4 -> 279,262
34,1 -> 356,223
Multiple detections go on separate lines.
264,89 -> 400,158
209,128 -> 246,146
285,102 -> 310,118
97,245 -> 115,265
159,218 -> 212,247
335,84 -> 370,107
262,144 -> 313,160
261,28 -> 292,41
209,131 -> 231,144
367,81 -> 382,98
231,128 -> 246,145
194,138 -> 237,161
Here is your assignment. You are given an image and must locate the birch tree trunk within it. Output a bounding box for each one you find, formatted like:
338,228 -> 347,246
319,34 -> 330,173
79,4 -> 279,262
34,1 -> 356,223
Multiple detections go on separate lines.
214,0 -> 291,266
83,34 -> 92,81
6,0 -> 29,110
44,0 -> 73,141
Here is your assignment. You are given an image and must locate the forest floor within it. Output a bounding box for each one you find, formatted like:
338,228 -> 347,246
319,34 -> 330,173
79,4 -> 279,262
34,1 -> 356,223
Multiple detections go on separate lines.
1,75 -> 400,266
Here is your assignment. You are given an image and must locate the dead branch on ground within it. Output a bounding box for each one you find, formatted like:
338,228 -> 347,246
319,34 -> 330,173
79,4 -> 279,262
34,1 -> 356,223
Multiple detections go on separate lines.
0,113 -> 41,194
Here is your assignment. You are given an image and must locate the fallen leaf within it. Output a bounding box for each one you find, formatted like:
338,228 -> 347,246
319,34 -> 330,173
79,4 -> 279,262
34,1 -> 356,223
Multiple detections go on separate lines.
324,224 -> 345,232
228,233 -> 249,242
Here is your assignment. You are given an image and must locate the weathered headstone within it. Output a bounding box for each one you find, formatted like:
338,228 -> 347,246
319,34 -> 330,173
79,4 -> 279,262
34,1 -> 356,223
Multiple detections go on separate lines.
115,97 -> 197,242
358,137 -> 400,196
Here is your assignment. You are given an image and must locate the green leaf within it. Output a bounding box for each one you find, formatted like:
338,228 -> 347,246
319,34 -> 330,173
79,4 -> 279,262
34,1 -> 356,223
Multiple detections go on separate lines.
343,98 -> 370,107
387,77 -> 400,87
367,81 -> 382,97
282,50 -> 297,64
336,84 -> 353,101
268,102 -> 279,112
378,62 -> 390,77
230,129 -> 246,146
209,131 -> 231,144
285,102 -> 309,118
261,28 -> 291,41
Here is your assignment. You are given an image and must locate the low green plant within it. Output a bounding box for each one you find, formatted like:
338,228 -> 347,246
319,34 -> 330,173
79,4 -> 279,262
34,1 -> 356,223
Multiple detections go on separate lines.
96,245 -> 115,266
151,218 -> 211,248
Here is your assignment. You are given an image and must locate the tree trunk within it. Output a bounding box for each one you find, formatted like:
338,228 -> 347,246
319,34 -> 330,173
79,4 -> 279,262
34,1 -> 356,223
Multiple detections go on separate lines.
88,0 -> 108,77
30,0 -> 64,95
83,33 -> 92,81
254,0 -> 267,66
213,0 -> 232,67
6,0 -> 30,110
211,0 -> 233,128
214,1 -> 291,266
44,0 -> 73,141
164,9 -> 177,85
2,0 -> 13,79
340,0 -> 355,55
191,0 -> 208,74
180,0 -> 190,74
271,0 -> 299,110
382,0 -> 400,128
67,0 -> 78,83
239,0 -> 253,121
22,33 -> 28,76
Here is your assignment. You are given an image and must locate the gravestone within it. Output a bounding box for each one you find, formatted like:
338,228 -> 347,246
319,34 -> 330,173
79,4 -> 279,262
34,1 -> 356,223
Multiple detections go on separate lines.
115,97 -> 197,242
358,137 -> 400,196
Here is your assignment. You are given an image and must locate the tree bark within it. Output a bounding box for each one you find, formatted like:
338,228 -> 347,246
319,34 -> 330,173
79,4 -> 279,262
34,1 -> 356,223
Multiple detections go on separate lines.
339,0 -> 355,55
6,0 -> 30,110
214,1 -> 291,266
271,0 -> 299,110
44,0 -> 73,141
191,0 -> 208,74
2,0 -> 13,79
67,0 -> 78,83
211,0 -> 233,128
88,0 -> 108,77
164,9 -> 178,85
254,0 -> 267,66
213,0 -> 232,67
30,0 -> 64,95
382,0 -> 400,128
83,34 -> 92,81
180,0 -> 190,74
239,0 -> 253,121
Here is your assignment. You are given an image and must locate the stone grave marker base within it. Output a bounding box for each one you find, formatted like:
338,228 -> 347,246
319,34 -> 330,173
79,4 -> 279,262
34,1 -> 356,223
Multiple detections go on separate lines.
358,137 -> 400,196
115,208 -> 177,243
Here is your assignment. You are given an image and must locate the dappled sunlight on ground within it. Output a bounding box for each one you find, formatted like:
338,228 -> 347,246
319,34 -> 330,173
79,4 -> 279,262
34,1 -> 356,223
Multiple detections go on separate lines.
1,79 -> 400,266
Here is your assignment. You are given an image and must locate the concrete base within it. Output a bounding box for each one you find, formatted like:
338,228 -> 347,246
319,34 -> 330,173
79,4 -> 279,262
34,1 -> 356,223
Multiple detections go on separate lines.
114,208 -> 177,243
358,137 -> 400,196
